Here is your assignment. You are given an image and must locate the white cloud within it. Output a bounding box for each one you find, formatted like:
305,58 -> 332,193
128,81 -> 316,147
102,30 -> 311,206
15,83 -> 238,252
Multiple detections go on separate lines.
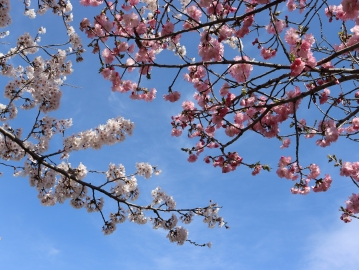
305,221 -> 359,270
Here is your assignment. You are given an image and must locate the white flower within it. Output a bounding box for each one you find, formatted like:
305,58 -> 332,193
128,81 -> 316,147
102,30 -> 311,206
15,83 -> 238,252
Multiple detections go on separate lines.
65,3 -> 73,12
38,27 -> 46,34
24,9 -> 36,19
136,162 -> 153,179
177,45 -> 186,57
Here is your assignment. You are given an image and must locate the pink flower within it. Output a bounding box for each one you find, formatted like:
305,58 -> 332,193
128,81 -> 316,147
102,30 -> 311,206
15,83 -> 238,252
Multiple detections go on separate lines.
290,58 -> 305,76
280,138 -> 291,149
198,34 -> 224,61
260,47 -> 276,60
299,0 -> 306,13
222,164 -> 233,173
171,128 -> 182,137
304,33 -> 315,46
228,56 -> 253,83
136,22 -> 147,35
218,25 -> 233,41
102,48 -> 114,64
211,114 -> 223,126
298,40 -> 311,58
207,1 -> 224,15
187,5 -> 202,22
126,58 -> 135,72
340,162 -> 354,177
276,167 -> 289,178
308,163 -> 320,179
319,88 -> 330,104
342,0 -> 359,20
219,83 -> 230,96
121,4 -> 132,11
80,0 -> 103,6
287,0 -> 296,11
235,26 -> 250,38
122,13 -> 139,28
80,0 -> 91,6
284,28 -> 299,45
252,165 -> 262,176
341,212 -> 352,223
128,44 -> 135,53
129,0 -> 139,6
265,20 -> 286,34
80,18 -> 91,31
182,101 -> 195,111
161,22 -> 174,36
142,88 -> 157,102
225,125 -> 240,137
312,174 -> 332,192
346,193 -> 359,213
291,184 -> 310,195
278,156 -> 292,167
205,125 -> 215,137
164,91 -> 181,102
352,117 -> 359,130
188,154 -> 198,163
325,5 -> 336,19
101,67 -> 113,79
116,42 -> 129,52
148,19 -> 156,29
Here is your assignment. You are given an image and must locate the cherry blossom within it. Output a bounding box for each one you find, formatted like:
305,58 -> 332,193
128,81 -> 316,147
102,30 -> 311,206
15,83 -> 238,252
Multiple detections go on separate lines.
0,0 -> 230,248
4,0 -> 359,248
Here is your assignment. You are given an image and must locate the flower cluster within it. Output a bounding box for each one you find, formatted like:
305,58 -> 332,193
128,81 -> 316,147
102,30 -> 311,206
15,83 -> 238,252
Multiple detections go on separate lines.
312,175 -> 332,193
63,117 -> 134,153
285,28 -> 317,76
151,187 -> 176,210
136,162 -> 153,179
0,0 -> 232,248
276,156 -> 299,181
167,226 -> 188,245
0,0 -> 11,28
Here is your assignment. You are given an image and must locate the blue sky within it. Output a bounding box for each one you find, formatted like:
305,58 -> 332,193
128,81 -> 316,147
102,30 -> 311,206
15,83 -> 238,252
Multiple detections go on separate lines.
1,1 -> 359,269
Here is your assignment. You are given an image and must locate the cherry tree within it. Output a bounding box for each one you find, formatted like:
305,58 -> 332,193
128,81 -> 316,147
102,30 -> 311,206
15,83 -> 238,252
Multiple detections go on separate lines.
0,0 -> 226,247
78,0 -> 359,223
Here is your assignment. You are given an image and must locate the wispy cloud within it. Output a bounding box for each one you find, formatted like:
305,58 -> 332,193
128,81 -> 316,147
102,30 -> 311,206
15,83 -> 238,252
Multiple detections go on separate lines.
304,221 -> 359,270
48,247 -> 60,256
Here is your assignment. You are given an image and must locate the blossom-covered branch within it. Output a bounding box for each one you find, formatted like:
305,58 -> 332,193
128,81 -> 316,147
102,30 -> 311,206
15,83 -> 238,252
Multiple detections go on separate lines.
0,0 -> 226,246
79,0 -> 359,221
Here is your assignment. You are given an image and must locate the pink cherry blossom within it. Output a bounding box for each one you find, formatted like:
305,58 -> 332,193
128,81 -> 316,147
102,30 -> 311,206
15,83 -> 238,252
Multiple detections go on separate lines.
308,164 -> 320,179
188,154 -> 198,162
290,58 -> 305,76
260,47 -> 276,60
228,56 -> 253,83
280,138 -> 291,149
319,88 -> 330,104
252,165 -> 262,176
265,20 -> 286,34
312,174 -> 332,192
164,91 -> 181,102
287,0 -> 296,11
161,22 -> 174,36
171,128 -> 182,137
182,101 -> 195,111
102,48 -> 114,64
